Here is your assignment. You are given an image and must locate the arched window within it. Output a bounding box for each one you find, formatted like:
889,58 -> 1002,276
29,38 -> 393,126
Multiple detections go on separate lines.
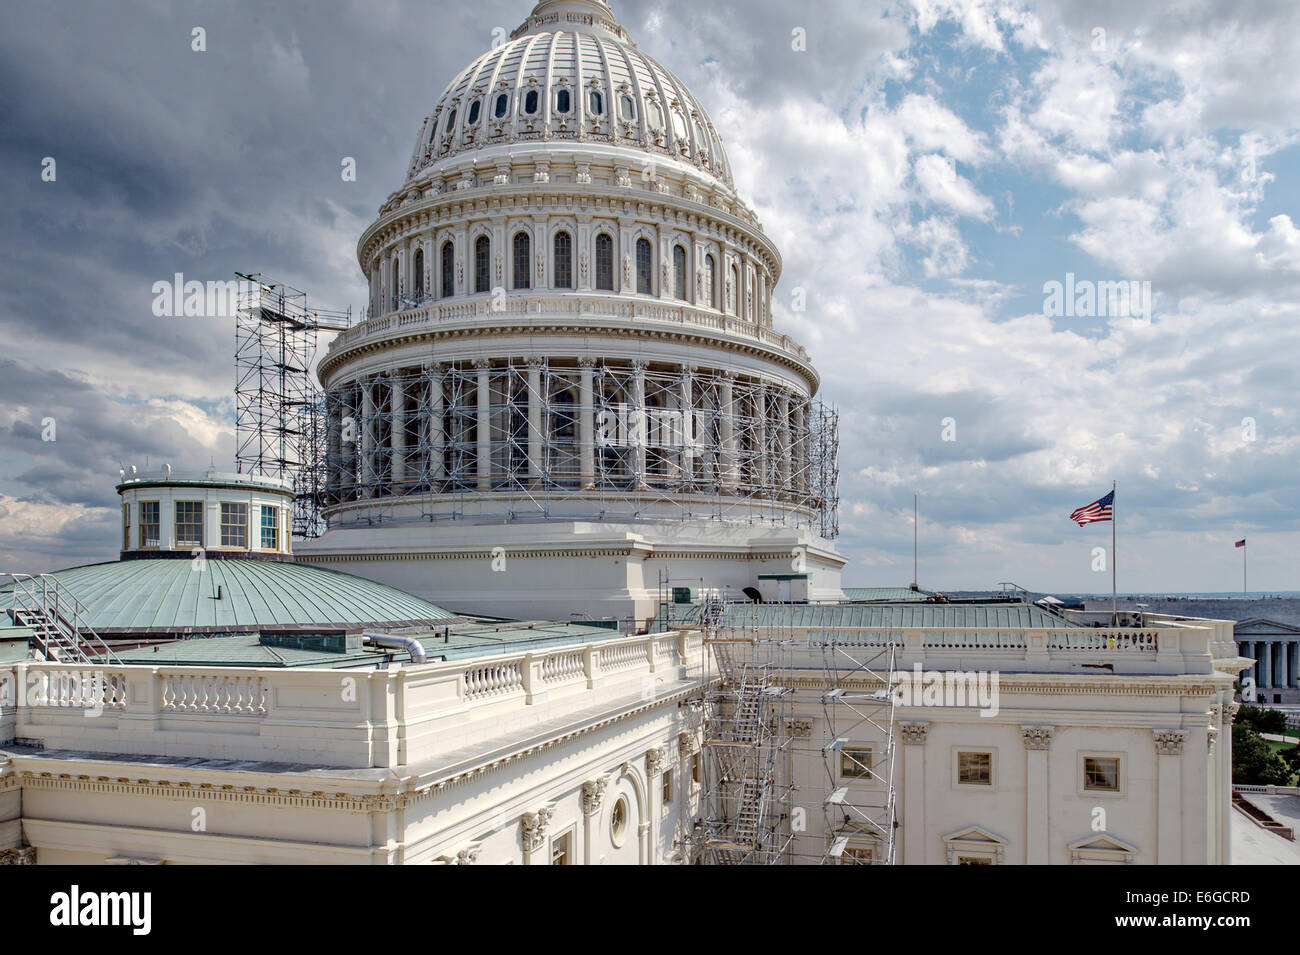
595,233 -> 614,291
467,99 -> 481,125
705,254 -> 716,309
620,95 -> 636,121
512,232 -> 531,290
441,241 -> 454,298
556,89 -> 570,114
673,245 -> 687,301
588,90 -> 603,115
729,263 -> 739,314
494,93 -> 509,118
445,108 -> 457,135
474,236 -> 490,293
524,90 -> 539,115
553,231 -> 573,289
636,238 -> 652,295
391,260 -> 400,310
646,102 -> 663,131
414,248 -> 425,299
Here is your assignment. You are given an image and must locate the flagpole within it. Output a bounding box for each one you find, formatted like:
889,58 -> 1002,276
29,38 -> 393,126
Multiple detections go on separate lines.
1243,541 -> 1247,596
1111,480 -> 1117,621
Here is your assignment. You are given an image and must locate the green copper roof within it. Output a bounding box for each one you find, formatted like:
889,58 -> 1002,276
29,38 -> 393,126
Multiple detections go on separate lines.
115,620 -> 626,669
652,601 -> 1073,632
1,559 -> 454,634
842,587 -> 933,602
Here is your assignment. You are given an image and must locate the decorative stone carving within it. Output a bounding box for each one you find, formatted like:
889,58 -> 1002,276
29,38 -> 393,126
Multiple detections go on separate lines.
494,164 -> 512,185
582,777 -> 608,816
615,166 -> 632,188
579,250 -> 589,282
576,162 -> 592,184
533,161 -> 550,184
0,847 -> 35,865
1207,727 -> 1219,755
1153,729 -> 1186,756
1021,725 -> 1054,751
520,806 -> 554,852
646,746 -> 666,777
677,731 -> 697,757
454,846 -> 480,865
898,721 -> 929,746
623,254 -> 633,287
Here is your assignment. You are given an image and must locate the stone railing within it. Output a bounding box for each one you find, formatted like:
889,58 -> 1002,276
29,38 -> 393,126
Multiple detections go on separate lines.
327,293 -> 811,366
747,626 -> 1215,676
0,631 -> 701,770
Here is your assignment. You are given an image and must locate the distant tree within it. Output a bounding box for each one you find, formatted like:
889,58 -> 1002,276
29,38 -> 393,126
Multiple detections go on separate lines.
1236,705 -> 1288,734
1281,743 -> 1300,782
1232,724 -> 1291,785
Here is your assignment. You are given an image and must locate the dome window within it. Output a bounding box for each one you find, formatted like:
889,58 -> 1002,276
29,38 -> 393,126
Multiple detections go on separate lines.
595,234 -> 614,291
414,248 -> 425,299
524,90 -> 539,115
440,241 -> 454,298
474,236 -> 491,293
445,108 -> 457,134
671,110 -> 687,139
636,238 -> 653,295
512,232 -> 531,290
494,93 -> 509,118
467,99 -> 481,124
556,88 -> 571,114
588,90 -> 604,115
554,231 -> 573,289
705,254 -> 717,309
673,245 -> 687,301
620,95 -> 636,121
646,103 -> 663,131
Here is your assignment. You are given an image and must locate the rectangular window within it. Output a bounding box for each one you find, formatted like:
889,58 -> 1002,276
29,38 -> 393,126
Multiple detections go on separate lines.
1084,756 -> 1121,792
139,501 -> 160,548
841,846 -> 874,865
957,751 -> 993,786
175,501 -> 204,548
220,502 -> 248,548
692,751 -> 701,785
122,504 -> 130,550
662,768 -> 673,804
840,747 -> 872,779
260,505 -> 279,550
551,828 -> 573,866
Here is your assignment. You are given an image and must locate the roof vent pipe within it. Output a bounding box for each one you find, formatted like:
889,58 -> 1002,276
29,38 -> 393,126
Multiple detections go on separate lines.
361,631 -> 427,664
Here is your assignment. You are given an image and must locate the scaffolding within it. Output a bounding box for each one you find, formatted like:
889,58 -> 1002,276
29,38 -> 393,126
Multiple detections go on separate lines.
684,585 -> 898,865
321,359 -> 839,538
234,275 -> 350,538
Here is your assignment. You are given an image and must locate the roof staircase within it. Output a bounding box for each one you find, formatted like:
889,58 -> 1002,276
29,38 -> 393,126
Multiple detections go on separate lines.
3,573 -> 121,665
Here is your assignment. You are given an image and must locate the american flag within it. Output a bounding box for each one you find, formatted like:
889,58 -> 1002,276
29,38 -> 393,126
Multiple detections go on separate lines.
1235,539 -> 1246,548
1070,490 -> 1114,526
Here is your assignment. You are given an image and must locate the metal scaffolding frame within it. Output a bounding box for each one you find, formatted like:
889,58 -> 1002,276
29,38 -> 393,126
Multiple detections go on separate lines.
321,358 -> 839,537
234,275 -> 350,538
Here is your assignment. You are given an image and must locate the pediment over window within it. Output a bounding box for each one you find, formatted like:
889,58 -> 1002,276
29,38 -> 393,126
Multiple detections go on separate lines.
941,825 -> 1007,865
1067,833 -> 1139,865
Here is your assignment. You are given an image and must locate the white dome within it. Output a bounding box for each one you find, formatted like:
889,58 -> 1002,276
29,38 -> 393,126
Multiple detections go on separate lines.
406,0 -> 734,189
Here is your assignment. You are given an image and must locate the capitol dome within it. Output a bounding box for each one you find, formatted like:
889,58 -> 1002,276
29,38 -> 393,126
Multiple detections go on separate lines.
406,0 -> 734,191
299,0 -> 844,625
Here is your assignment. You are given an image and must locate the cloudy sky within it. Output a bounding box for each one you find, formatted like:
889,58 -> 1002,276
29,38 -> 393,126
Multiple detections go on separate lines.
2,0 -> 1297,592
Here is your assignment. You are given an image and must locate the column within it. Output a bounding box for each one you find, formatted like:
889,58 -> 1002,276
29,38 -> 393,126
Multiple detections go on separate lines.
390,374 -> 407,492
1022,725 -> 1053,865
631,360 -> 648,488
426,363 -> 445,485
792,402 -> 807,495
678,365 -> 694,486
360,380 -> 376,499
326,389 -> 342,503
755,383 -> 768,493
527,358 -> 543,484
645,748 -> 665,865
1154,729 -> 1186,864
341,383 -> 357,498
581,778 -> 608,865
777,392 -> 791,497
520,808 -> 553,866
720,371 -> 736,487
475,359 -> 492,491
899,722 -> 929,864
1262,640 -> 1273,688
578,358 -> 596,489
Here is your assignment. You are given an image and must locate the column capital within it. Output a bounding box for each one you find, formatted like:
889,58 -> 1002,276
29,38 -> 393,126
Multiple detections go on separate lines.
1153,729 -> 1186,756
520,806 -> 554,852
526,356 -> 546,369
630,358 -> 649,372
898,721 -> 930,746
472,358 -> 492,371
645,746 -> 666,777
577,357 -> 596,368
1021,725 -> 1054,751
581,778 -> 608,816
